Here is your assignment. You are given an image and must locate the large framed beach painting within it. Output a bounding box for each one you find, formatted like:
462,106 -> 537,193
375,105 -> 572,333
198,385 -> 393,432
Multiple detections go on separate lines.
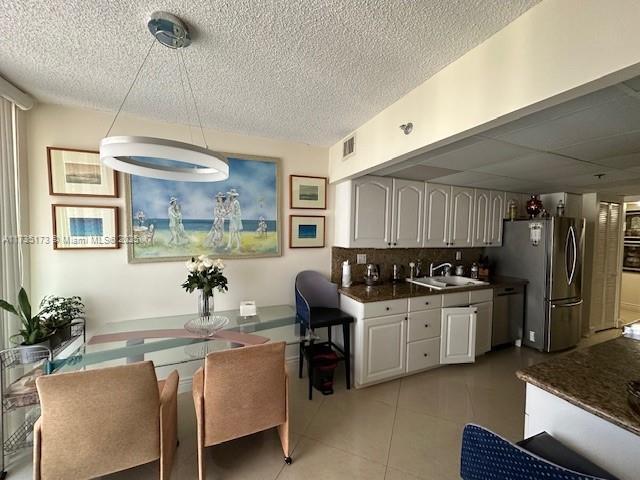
125,154 -> 281,262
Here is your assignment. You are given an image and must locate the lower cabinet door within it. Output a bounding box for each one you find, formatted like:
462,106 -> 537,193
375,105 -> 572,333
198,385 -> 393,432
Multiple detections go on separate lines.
407,337 -> 440,373
440,307 -> 477,364
474,301 -> 493,356
362,314 -> 407,384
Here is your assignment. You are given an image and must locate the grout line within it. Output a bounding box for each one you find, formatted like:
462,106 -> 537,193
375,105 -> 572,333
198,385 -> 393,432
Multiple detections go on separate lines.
384,378 -> 403,467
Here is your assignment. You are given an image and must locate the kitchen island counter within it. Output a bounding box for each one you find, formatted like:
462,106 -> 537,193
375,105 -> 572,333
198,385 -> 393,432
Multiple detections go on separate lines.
517,336 -> 640,436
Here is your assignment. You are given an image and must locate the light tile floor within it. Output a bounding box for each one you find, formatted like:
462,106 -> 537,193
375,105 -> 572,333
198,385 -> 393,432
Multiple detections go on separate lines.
7,330 -> 620,480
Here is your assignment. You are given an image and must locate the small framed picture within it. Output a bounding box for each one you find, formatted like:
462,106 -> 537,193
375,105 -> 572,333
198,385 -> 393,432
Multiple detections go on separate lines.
290,175 -> 327,209
52,205 -> 120,250
289,215 -> 325,248
47,147 -> 118,197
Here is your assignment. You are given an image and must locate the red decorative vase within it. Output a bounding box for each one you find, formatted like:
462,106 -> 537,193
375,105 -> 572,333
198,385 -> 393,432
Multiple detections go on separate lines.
526,195 -> 543,218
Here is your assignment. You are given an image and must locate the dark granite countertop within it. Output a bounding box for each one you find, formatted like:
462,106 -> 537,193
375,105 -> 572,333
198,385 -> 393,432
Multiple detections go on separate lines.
517,337 -> 640,437
338,275 -> 527,303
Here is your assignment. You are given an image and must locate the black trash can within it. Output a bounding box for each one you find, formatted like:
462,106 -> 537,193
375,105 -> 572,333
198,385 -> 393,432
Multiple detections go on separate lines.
308,344 -> 339,395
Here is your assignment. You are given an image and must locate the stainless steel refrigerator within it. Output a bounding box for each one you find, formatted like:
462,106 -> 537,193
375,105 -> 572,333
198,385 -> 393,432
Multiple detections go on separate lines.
492,217 -> 585,352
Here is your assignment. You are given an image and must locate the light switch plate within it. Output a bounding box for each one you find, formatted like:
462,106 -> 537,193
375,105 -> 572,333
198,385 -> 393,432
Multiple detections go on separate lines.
455,250 -> 462,261
529,331 -> 536,342
356,254 -> 367,264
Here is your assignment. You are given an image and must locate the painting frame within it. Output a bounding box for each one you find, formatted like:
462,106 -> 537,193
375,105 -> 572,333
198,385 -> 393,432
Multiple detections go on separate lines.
51,204 -> 120,250
47,146 -> 119,198
289,175 -> 327,209
125,152 -> 282,263
289,215 -> 325,248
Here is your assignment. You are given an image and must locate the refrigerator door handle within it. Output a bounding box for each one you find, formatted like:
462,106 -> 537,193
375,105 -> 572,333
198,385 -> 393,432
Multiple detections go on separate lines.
565,225 -> 577,286
551,299 -> 583,309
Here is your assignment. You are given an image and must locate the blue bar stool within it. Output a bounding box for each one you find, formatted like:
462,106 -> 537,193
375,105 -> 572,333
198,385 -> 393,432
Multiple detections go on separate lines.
460,424 -> 619,480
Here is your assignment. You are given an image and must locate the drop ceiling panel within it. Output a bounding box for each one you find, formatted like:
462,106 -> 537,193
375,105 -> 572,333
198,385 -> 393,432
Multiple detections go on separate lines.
488,98 -> 640,150
422,138 -> 532,169
387,165 -> 461,181
473,153 -> 583,180
557,131 -> 640,162
560,168 -> 640,187
483,86 -> 624,138
429,171 -> 498,187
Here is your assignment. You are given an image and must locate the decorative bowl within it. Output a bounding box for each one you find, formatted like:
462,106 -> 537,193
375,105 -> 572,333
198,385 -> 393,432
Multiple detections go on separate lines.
184,315 -> 229,337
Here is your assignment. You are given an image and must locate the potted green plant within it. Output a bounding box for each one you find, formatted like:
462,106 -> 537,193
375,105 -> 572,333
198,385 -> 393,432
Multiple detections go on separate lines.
39,295 -> 85,348
0,288 -> 50,362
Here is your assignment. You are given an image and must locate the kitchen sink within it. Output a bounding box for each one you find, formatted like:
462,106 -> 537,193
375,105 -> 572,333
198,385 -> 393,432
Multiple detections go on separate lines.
406,275 -> 489,290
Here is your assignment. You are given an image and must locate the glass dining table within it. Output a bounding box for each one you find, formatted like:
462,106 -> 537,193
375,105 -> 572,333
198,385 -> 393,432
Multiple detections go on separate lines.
46,304 -> 304,374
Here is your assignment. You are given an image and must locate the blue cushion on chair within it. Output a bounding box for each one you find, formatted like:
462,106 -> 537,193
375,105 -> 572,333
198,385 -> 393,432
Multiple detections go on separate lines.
460,424 -> 616,480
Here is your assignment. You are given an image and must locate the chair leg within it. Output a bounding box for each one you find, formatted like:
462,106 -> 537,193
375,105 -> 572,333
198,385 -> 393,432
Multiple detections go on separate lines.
196,427 -> 206,480
343,321 -> 351,390
298,324 -> 306,379
298,342 -> 304,379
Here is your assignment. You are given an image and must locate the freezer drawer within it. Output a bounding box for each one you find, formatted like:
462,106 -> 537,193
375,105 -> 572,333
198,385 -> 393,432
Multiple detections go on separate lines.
545,299 -> 582,352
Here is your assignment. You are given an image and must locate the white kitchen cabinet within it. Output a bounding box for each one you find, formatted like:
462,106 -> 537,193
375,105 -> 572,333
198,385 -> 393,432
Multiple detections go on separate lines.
472,189 -> 490,247
440,307 -> 477,364
391,179 -> 424,247
424,183 -> 450,247
473,301 -> 493,356
487,191 -> 505,246
450,187 -> 474,247
361,314 -> 407,384
407,337 -> 440,373
350,176 -> 393,248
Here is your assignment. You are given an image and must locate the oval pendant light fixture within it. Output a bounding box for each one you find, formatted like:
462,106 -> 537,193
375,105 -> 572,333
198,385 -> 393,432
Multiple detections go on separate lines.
99,12 -> 229,182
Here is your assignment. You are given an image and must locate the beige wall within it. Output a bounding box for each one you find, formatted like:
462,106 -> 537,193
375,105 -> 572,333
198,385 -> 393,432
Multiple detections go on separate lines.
329,0 -> 640,182
621,272 -> 640,312
26,104 -> 331,335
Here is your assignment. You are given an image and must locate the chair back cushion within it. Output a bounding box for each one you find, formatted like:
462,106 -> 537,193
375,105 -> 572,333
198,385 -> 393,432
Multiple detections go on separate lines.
203,342 -> 286,446
36,361 -> 161,479
460,424 -> 606,480
295,270 -> 339,309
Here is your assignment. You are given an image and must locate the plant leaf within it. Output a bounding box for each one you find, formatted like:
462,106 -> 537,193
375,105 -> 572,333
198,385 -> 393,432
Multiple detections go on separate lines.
0,300 -> 19,317
18,288 -> 31,321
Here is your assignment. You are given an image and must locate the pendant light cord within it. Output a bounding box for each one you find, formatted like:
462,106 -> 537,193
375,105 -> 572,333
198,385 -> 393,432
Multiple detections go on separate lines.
180,49 -> 208,149
105,38 -> 157,137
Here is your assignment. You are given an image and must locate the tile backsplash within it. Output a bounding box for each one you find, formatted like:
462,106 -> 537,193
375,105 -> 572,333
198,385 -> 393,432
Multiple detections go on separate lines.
331,247 -> 485,284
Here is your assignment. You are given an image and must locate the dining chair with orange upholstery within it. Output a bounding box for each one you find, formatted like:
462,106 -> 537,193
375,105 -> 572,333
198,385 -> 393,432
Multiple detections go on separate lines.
34,361 -> 179,480
192,341 -> 290,480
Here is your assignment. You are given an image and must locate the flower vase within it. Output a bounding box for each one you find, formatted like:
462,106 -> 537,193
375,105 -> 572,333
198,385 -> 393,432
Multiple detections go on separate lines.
198,290 -> 214,322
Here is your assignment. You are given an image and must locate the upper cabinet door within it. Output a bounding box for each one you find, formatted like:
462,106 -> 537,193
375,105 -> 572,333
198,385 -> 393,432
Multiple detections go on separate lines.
351,176 -> 393,248
487,191 -> 505,246
424,184 -> 450,247
472,189 -> 490,247
449,187 -> 474,248
391,179 -> 424,248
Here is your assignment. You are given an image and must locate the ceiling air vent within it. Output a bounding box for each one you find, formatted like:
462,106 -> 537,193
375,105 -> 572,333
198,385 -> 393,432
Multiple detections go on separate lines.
342,135 -> 355,159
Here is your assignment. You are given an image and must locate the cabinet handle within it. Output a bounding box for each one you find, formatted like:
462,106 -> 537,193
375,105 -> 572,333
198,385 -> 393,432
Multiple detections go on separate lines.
423,353 -> 429,357
385,307 -> 390,311
393,242 -> 397,246
425,301 -> 429,305
405,316 -> 408,320
424,323 -> 429,328
387,242 -> 391,246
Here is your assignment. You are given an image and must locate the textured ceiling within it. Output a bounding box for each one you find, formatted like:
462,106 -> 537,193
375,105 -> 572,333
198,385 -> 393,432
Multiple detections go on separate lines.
378,78 -> 640,196
1,0 -> 539,145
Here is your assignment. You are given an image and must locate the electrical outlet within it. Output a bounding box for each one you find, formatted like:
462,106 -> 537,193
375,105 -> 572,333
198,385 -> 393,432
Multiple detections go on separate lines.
455,250 -> 462,261
356,254 -> 367,264
529,331 -> 536,342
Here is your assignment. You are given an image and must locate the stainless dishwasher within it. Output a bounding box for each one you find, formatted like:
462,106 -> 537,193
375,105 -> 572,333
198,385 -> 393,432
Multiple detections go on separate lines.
492,285 -> 525,347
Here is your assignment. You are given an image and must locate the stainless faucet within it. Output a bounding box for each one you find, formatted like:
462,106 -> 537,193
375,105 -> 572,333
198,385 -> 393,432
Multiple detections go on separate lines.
429,262 -> 452,276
